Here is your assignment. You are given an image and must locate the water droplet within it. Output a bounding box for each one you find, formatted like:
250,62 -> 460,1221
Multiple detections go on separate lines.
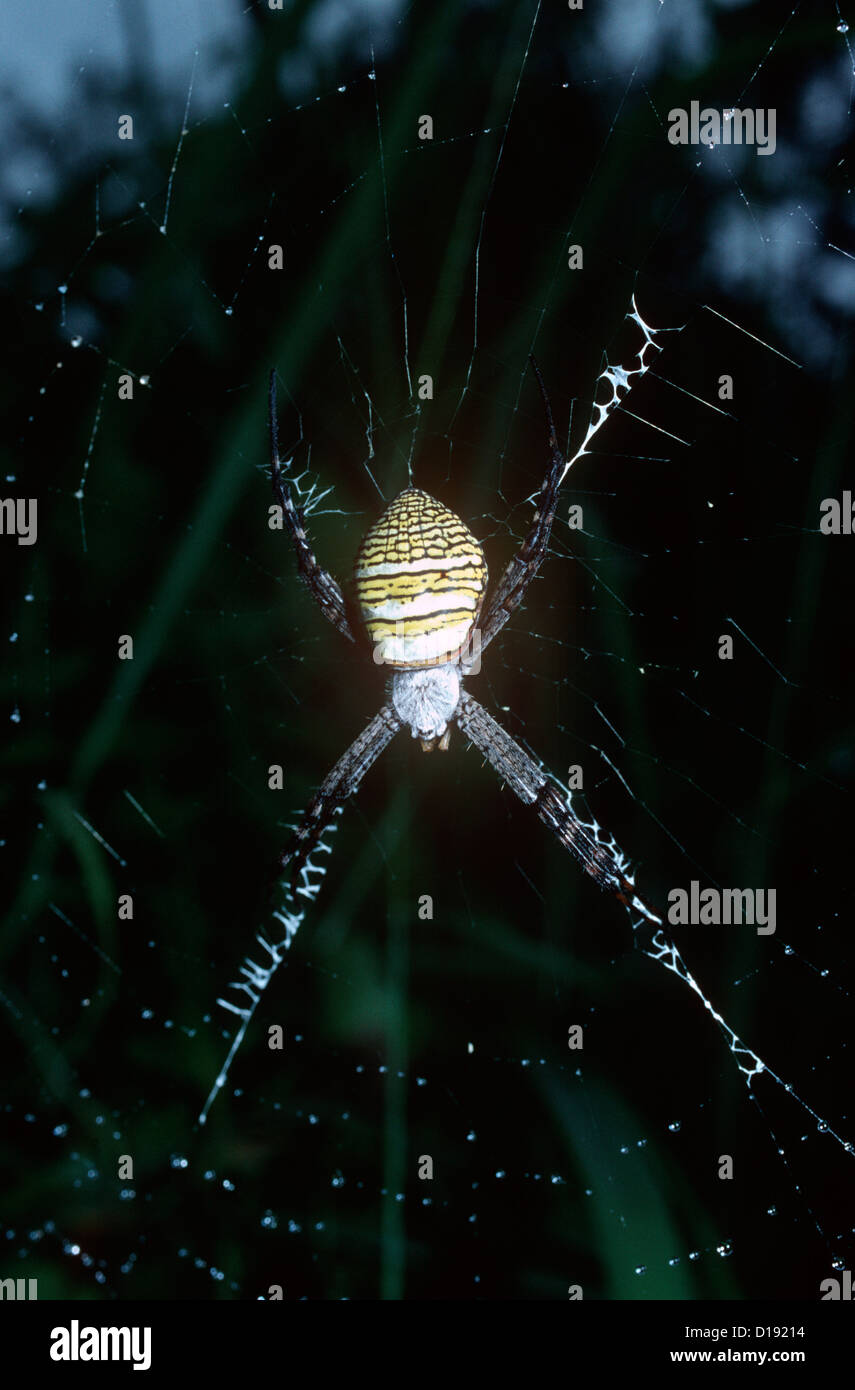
634,1265 -> 646,1276
832,1254 -> 845,1270
668,1121 -> 681,1133
70,335 -> 82,347
717,1241 -> 733,1258
261,1210 -> 278,1228
838,21 -> 849,33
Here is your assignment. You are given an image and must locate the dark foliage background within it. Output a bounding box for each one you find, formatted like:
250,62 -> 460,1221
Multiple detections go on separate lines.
2,0 -> 854,1300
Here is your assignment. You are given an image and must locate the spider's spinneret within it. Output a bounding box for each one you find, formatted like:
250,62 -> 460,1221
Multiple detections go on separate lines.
354,488 -> 487,669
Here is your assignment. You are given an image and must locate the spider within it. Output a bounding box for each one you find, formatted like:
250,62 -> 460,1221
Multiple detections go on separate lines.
270,365 -> 660,927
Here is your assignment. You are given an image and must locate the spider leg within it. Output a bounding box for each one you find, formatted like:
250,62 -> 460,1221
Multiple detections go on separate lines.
479,357 -> 566,654
455,692 -> 661,925
269,370 -> 356,644
280,702 -> 402,891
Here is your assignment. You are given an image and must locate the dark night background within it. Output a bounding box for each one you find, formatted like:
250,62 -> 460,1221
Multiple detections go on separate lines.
2,0 -> 854,1301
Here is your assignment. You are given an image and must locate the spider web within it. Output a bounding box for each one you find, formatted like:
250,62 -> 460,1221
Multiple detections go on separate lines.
3,0 -> 855,1303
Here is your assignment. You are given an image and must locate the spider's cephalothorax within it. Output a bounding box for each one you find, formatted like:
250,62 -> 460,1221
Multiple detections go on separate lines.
354,488 -> 487,750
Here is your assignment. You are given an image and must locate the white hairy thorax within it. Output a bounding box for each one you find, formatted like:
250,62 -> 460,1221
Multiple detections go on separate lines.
391,664 -> 461,741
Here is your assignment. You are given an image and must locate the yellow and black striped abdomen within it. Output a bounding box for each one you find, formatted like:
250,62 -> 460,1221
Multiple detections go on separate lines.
354,488 -> 487,668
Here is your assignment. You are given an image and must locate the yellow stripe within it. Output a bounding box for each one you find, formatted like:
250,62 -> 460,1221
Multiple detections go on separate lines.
357,570 -> 484,597
370,612 -> 476,638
